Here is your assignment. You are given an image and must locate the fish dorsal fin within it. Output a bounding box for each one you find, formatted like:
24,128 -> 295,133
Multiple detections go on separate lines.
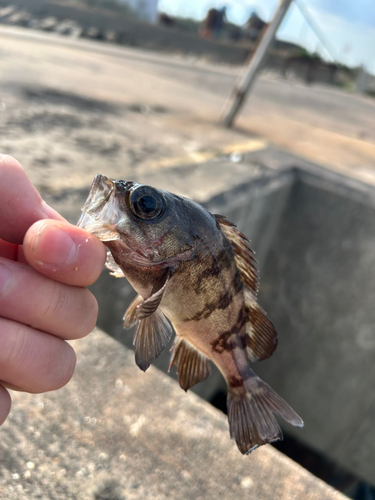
244,287 -> 277,362
214,215 -> 258,295
169,338 -> 211,391
214,215 -> 277,362
123,270 -> 173,371
105,250 -> 125,278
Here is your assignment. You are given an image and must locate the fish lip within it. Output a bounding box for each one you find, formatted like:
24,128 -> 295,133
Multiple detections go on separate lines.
80,174 -> 115,221
77,174 -> 125,241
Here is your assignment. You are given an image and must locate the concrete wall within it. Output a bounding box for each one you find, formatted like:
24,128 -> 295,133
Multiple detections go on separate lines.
206,165 -> 375,487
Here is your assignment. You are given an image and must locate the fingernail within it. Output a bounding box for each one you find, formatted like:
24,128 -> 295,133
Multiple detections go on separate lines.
34,222 -> 78,266
0,263 -> 11,298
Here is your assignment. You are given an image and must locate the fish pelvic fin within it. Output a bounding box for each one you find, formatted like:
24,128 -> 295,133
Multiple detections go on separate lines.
227,372 -> 303,454
133,309 -> 173,372
169,338 -> 211,392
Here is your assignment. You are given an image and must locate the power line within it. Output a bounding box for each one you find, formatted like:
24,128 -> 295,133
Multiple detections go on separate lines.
293,0 -> 338,63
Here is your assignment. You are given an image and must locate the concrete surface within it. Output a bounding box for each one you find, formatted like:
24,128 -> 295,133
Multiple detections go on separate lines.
0,328 -> 347,500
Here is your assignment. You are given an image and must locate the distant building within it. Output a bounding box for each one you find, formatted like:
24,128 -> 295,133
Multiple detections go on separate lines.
120,0 -> 158,23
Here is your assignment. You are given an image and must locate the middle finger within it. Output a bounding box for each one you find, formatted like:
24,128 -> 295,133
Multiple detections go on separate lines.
0,258 -> 98,340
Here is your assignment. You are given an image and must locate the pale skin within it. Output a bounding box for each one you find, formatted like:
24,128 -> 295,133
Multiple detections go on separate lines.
0,155 -> 107,426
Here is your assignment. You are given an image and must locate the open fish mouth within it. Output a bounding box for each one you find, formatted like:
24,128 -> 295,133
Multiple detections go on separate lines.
77,174 -> 123,242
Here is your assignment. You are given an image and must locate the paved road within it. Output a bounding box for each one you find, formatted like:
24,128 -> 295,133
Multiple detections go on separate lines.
1,24 -> 374,141
0,24 -> 374,188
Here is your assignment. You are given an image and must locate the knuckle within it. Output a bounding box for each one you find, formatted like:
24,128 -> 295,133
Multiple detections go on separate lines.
40,283 -> 97,339
41,281 -> 69,325
0,320 -> 27,366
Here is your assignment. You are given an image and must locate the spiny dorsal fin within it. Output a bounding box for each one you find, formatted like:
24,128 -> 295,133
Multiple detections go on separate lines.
169,338 -> 211,391
244,287 -> 277,362
214,214 -> 276,362
214,215 -> 258,295
133,310 -> 173,371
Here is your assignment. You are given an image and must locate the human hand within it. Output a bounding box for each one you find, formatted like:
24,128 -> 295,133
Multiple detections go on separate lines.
0,155 -> 106,425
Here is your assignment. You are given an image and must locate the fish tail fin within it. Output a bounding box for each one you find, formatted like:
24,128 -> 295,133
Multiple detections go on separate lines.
227,372 -> 303,454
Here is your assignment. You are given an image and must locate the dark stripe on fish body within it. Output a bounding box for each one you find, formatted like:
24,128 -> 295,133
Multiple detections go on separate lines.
185,290 -> 234,322
211,308 -> 248,353
216,246 -> 234,270
233,271 -> 243,294
228,376 -> 244,388
192,241 -> 234,295
193,252 -> 232,295
211,330 -> 232,353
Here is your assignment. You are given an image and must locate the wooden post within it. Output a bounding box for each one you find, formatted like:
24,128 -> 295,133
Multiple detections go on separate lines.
221,0 -> 294,128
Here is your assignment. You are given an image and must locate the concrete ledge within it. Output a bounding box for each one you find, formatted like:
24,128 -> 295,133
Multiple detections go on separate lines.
0,329 -> 346,499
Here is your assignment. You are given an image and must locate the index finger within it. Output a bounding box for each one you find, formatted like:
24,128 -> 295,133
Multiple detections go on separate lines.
0,155 -> 63,245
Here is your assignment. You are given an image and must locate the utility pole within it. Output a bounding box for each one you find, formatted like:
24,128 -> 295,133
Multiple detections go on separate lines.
221,0 -> 294,128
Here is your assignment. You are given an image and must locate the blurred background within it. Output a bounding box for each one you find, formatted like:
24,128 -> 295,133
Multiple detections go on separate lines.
0,0 -> 374,499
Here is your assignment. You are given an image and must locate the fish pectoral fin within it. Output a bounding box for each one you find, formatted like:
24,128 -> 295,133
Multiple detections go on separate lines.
105,250 -> 125,278
123,294 -> 144,329
227,372 -> 303,455
123,270 -> 171,328
133,309 -> 173,371
169,338 -> 211,392
244,287 -> 277,362
136,269 -> 171,320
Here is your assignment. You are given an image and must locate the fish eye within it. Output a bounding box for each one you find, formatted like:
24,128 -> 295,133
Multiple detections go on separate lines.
129,186 -> 165,220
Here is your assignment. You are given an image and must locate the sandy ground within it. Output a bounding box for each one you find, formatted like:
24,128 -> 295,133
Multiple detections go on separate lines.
1,25 -> 375,205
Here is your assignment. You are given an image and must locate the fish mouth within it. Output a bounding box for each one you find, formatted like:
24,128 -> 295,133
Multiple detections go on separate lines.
77,174 -> 125,242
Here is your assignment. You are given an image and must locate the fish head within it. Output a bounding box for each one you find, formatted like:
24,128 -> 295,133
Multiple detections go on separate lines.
77,174 -> 202,266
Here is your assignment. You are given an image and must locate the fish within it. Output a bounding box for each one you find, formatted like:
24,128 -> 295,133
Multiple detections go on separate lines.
77,174 -> 303,454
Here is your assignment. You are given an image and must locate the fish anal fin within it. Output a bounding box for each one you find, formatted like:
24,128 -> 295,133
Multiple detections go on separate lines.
169,339 -> 211,392
244,288 -> 277,362
214,215 -> 258,294
227,372 -> 303,454
133,310 -> 173,371
123,294 -> 144,329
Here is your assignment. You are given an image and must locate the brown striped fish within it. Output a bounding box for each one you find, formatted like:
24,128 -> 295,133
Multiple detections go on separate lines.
78,175 -> 303,454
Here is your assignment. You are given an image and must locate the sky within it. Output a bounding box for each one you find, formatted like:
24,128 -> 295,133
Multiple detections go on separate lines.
158,0 -> 375,74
